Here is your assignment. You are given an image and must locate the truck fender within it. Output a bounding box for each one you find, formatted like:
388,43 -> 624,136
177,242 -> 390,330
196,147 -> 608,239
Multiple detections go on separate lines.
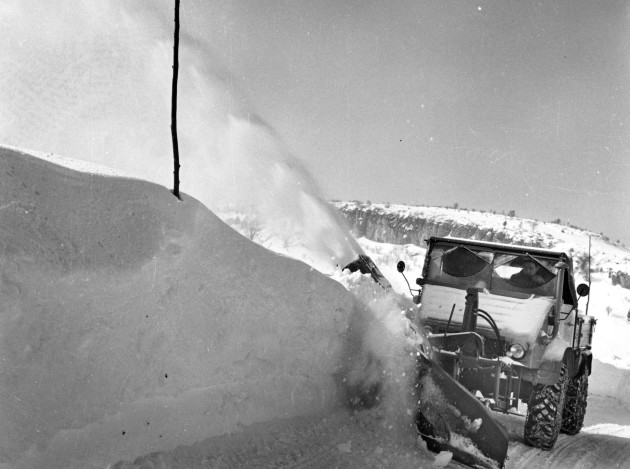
533,348 -> 574,386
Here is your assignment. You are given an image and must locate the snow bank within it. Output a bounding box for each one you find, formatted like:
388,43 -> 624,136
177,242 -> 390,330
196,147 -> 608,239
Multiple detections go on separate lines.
0,147 -> 356,469
590,359 -> 630,407
582,275 -> 630,369
582,423 -> 630,438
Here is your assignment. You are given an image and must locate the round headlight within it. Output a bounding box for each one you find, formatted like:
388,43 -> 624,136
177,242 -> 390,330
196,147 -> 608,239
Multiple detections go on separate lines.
508,343 -> 526,360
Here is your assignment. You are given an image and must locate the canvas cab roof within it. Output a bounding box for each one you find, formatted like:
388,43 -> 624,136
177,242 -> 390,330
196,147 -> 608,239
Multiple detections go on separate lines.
424,236 -> 579,306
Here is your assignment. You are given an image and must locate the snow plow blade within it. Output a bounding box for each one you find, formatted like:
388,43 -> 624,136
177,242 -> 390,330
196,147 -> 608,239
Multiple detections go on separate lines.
416,353 -> 509,469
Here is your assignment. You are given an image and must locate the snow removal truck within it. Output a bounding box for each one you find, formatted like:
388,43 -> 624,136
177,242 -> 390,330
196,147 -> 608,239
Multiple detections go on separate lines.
393,236 -> 595,468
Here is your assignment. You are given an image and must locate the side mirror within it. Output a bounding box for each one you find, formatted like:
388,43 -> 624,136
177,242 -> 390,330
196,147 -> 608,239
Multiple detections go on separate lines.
397,261 -> 406,273
412,295 -> 421,305
577,283 -> 590,297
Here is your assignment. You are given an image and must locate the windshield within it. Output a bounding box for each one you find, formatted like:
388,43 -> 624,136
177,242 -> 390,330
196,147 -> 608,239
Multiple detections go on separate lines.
426,245 -> 558,297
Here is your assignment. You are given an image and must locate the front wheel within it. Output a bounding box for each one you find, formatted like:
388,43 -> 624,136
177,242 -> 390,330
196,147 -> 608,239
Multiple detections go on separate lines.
523,364 -> 568,450
561,370 -> 588,435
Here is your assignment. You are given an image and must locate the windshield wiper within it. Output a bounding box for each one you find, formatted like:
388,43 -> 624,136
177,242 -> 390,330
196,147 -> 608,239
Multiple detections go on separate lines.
524,253 -> 555,276
448,245 -> 492,264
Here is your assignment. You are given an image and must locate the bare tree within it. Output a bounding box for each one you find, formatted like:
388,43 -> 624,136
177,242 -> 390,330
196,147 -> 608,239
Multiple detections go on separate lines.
244,215 -> 263,241
171,0 -> 181,199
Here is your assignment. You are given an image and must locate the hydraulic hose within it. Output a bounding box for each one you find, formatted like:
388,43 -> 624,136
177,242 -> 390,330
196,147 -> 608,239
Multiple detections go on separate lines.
477,308 -> 504,356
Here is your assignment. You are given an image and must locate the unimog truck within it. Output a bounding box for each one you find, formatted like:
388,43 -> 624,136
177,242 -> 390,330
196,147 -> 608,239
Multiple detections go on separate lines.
398,236 -> 595,454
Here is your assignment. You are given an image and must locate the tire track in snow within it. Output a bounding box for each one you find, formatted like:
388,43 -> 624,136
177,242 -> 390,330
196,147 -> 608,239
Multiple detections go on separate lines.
507,425 -> 630,468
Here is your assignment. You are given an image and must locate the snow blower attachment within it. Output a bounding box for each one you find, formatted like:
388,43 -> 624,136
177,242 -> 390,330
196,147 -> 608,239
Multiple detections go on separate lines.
343,254 -> 391,289
344,253 -> 508,468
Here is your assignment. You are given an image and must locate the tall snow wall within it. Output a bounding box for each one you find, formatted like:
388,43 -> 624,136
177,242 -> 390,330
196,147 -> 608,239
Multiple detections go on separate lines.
0,147 -> 355,469
590,359 -> 630,407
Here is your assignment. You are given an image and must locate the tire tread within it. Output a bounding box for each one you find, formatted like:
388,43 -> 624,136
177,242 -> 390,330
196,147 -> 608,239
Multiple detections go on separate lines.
523,364 -> 568,450
561,371 -> 588,435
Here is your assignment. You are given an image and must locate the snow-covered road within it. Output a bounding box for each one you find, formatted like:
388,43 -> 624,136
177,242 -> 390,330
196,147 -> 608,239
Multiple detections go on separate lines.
497,394 -> 630,469
115,393 -> 630,469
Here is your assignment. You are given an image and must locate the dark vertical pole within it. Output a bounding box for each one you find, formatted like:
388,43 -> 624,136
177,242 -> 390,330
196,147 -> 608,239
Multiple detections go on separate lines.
171,0 -> 181,199
585,235 -> 591,315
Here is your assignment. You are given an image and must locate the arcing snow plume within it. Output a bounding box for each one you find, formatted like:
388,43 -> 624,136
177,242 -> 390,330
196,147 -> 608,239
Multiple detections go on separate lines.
336,271 -> 423,433
0,0 -> 362,275
209,115 -> 364,273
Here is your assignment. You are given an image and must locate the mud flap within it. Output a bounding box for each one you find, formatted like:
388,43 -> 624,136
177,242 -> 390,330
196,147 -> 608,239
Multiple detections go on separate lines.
416,353 -> 509,469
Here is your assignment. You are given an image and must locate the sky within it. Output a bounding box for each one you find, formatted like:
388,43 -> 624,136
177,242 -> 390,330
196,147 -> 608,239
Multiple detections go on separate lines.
1,0 -> 629,245
191,0 -> 630,243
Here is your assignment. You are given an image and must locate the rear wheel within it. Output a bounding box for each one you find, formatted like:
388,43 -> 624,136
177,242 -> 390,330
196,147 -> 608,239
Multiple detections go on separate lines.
561,370 -> 588,435
523,364 -> 568,450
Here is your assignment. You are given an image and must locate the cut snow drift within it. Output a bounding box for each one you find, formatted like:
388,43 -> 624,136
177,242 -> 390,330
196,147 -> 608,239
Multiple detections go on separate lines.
0,147 -> 359,469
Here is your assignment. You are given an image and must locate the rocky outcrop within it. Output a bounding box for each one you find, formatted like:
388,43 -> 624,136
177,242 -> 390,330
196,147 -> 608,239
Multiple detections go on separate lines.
335,202 -> 545,248
335,202 -> 630,292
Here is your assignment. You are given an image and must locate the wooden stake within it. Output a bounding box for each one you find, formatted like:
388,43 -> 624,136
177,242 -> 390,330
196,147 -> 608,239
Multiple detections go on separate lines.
171,0 -> 181,199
